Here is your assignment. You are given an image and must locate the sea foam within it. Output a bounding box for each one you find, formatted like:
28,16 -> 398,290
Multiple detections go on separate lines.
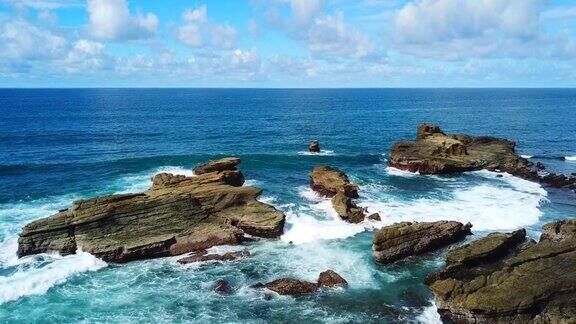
566,156 -> 576,161
297,150 -> 335,156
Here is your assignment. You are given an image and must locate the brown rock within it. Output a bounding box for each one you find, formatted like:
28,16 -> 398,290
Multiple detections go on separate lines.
309,165 -> 359,198
372,221 -> 472,264
193,157 -> 241,175
177,250 -> 250,264
213,279 -> 232,295
317,270 -> 348,288
389,123 -> 535,179
427,220 -> 576,323
331,192 -> 365,223
265,278 -> 318,295
17,159 -> 285,263
309,140 -> 320,153
367,213 -> 381,221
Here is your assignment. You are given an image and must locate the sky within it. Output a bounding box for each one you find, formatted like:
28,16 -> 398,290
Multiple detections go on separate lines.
0,0 -> 575,87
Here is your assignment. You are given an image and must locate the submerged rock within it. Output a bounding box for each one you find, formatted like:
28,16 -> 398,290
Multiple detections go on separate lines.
213,279 -> 232,295
427,220 -> 576,323
331,192 -> 365,223
372,221 -> 472,264
309,140 -> 320,153
17,158 -> 285,263
367,213 -> 381,221
177,250 -> 250,264
309,165 -> 359,198
265,278 -> 318,295
317,270 -> 348,288
389,123 -> 535,179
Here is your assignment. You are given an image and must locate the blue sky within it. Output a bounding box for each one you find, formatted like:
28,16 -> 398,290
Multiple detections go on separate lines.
0,0 -> 575,87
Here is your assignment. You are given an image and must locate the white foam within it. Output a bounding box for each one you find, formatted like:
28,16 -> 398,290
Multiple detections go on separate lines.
385,166 -> 420,177
416,303 -> 442,324
520,155 -> 533,159
0,248 -> 107,304
362,170 -> 547,231
566,156 -> 576,161
297,150 -> 335,156
244,179 -> 261,187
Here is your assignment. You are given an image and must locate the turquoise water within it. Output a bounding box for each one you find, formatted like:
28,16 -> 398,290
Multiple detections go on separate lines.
0,89 -> 575,322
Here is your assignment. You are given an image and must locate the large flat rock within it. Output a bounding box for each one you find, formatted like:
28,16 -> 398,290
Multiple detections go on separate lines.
427,220 -> 576,323
17,158 -> 285,263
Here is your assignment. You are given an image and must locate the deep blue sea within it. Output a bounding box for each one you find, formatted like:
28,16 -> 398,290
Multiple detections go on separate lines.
0,89 -> 575,323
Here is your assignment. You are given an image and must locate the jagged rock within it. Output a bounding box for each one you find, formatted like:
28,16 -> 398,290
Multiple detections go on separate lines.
309,140 -> 320,153
536,162 -> 546,171
331,192 -> 365,223
389,123 -> 535,179
213,279 -> 232,295
367,213 -> 381,221
265,278 -> 318,295
17,158 -> 285,263
427,220 -> 576,323
193,157 -> 240,174
372,221 -> 472,264
540,172 -> 576,188
309,165 -> 359,198
317,270 -> 348,288
250,282 -> 265,289
177,250 -> 250,264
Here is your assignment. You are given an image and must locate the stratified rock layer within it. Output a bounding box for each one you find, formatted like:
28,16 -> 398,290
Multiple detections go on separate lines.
17,158 -> 285,263
427,220 -> 576,323
389,123 -> 535,178
372,221 -> 472,264
309,166 -> 359,198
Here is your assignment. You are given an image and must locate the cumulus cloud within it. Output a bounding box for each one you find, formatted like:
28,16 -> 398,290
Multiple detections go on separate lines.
393,0 -> 573,59
1,0 -> 81,9
87,0 -> 158,41
59,39 -> 112,73
0,19 -> 66,60
178,4 -> 238,49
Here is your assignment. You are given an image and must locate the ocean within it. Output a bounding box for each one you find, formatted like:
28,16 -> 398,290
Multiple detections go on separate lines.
1,88 -> 575,323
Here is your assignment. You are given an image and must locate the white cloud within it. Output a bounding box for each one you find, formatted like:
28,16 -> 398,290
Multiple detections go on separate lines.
247,18 -> 259,36
288,0 -> 323,26
0,19 -> 66,60
59,39 -> 111,73
391,0 -> 574,59
87,0 -> 158,41
308,11 -> 374,58
2,0 -> 81,10
178,4 -> 238,49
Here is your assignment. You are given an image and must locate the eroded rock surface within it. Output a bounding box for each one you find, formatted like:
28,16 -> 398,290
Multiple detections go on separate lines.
17,158 -> 285,263
263,270 -> 348,296
427,220 -> 576,323
331,192 -> 365,224
309,140 -> 320,153
372,221 -> 472,264
389,123 -> 535,178
317,270 -> 348,288
177,250 -> 250,264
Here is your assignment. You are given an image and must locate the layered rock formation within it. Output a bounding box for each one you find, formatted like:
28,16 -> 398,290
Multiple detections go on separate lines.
389,123 -> 535,178
261,270 -> 348,296
309,140 -> 320,153
427,220 -> 576,323
309,166 -> 365,223
177,250 -> 250,264
17,157 -> 285,263
372,221 -> 472,264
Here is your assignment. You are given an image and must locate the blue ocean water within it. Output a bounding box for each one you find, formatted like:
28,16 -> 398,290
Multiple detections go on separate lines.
0,89 -> 575,323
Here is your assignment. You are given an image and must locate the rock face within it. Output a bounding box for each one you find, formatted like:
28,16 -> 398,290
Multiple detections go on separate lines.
317,270 -> 348,288
389,123 -> 535,179
309,140 -> 320,153
310,165 -> 366,223
193,157 -> 244,186
309,166 -> 359,198
177,250 -> 250,264
17,158 -> 285,263
372,221 -> 472,264
213,279 -> 232,295
427,220 -> 576,323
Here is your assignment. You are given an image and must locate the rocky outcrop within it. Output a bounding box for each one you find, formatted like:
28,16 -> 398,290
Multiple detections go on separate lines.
17,158 -> 285,263
367,213 -> 381,221
309,140 -> 320,153
389,123 -> 535,179
263,270 -> 348,296
192,157 -> 244,186
213,279 -> 232,295
427,220 -> 576,323
372,221 -> 472,264
177,250 -> 250,264
309,166 -> 359,198
317,270 -> 348,288
310,166 -> 366,223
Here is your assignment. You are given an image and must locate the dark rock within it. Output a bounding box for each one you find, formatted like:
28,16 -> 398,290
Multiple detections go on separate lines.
265,278 -> 318,295
309,165 -> 359,198
213,279 -> 232,295
367,213 -> 381,221
250,282 -> 265,289
372,221 -> 472,264
17,158 -> 285,263
541,172 -> 576,188
309,140 -> 320,153
193,157 -> 241,174
177,250 -> 250,264
536,162 -> 546,171
389,123 -> 536,179
317,270 -> 348,288
331,192 -> 365,223
262,293 -> 273,301
496,174 -> 503,178
427,220 -> 576,323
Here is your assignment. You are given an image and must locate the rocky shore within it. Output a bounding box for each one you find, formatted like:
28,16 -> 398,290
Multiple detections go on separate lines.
426,220 -> 576,323
17,157 -> 285,263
